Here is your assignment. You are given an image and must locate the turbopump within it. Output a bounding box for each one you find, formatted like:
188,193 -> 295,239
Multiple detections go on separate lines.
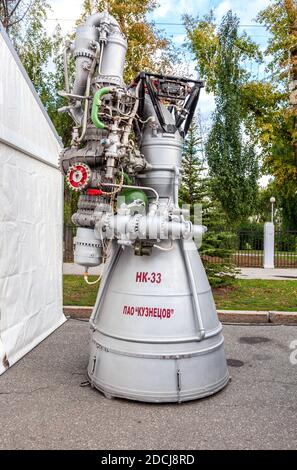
59,10 -> 229,402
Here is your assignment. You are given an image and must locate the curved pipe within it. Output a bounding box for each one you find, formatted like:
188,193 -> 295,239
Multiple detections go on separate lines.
71,11 -> 123,118
91,87 -> 112,129
85,12 -> 121,29
63,43 -> 71,93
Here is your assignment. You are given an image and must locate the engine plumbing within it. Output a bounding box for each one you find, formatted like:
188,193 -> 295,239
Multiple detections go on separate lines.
59,10 -> 229,402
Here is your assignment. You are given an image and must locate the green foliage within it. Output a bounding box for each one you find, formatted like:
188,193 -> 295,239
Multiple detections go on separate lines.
45,25 -> 73,146
179,121 -> 206,207
254,1 -> 297,229
185,4 -> 297,230
185,10 -> 262,95
3,1 -> 53,98
13,1 -> 52,92
237,220 -> 264,234
257,0 -> 295,82
200,201 -> 239,287
179,122 -> 237,287
202,11 -> 259,224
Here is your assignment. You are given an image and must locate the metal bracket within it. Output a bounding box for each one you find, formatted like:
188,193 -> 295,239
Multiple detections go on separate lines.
134,71 -> 204,136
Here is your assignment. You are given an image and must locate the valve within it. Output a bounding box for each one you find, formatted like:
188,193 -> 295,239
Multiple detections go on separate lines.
66,163 -> 91,191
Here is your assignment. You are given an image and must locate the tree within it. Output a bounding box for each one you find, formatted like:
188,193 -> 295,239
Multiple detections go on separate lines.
255,0 -> 297,230
179,121 -> 237,287
12,1 -> 53,94
187,11 -> 259,225
1,1 -> 76,221
0,0 -> 32,32
179,120 -> 206,207
187,2 -> 297,230
185,10 -> 263,96
255,181 -> 281,226
285,0 -> 297,162
1,1 -> 56,115
200,200 -> 239,288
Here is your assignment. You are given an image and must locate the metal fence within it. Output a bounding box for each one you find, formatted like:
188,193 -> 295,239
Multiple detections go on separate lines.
231,230 -> 264,267
274,231 -> 297,268
63,224 -> 297,268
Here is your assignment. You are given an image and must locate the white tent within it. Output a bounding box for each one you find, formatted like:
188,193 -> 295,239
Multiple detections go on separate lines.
0,23 -> 66,375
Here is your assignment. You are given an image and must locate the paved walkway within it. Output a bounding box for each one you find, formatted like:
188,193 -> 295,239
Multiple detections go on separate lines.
63,263 -> 103,275
63,263 -> 297,280
1,320 -> 297,449
237,267 -> 297,280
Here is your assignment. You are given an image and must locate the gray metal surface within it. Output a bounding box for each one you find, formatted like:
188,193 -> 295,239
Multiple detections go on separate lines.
74,227 -> 102,267
72,12 -> 127,97
60,11 -> 229,402
139,99 -> 183,199
0,320 -> 297,450
88,89 -> 229,401
89,238 -> 229,402
63,264 -> 297,279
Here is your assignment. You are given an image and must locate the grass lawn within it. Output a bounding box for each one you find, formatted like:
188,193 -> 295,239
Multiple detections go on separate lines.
63,275 -> 297,311
63,275 -> 100,307
213,279 -> 297,311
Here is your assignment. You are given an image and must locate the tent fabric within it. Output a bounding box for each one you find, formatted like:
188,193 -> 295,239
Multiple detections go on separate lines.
0,24 -> 66,375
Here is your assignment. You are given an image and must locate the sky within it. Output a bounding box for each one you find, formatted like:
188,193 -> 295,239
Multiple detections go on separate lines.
45,0 -> 271,117
45,0 -> 273,185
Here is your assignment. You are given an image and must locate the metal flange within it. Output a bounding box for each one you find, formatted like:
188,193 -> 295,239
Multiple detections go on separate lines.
66,163 -> 92,192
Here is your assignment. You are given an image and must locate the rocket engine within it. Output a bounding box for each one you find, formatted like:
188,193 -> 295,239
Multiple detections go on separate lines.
59,11 -> 229,402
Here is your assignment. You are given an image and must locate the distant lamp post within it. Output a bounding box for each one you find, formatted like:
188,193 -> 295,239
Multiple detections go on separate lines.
270,196 -> 276,223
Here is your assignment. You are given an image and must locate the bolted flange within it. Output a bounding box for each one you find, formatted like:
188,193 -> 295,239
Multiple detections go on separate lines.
66,163 -> 92,192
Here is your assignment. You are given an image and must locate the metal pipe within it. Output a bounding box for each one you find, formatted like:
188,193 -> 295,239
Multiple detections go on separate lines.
90,243 -> 122,323
77,44 -> 101,143
100,183 -> 160,204
85,12 -> 120,29
72,56 -> 93,98
181,239 -> 205,341
91,87 -> 113,129
63,43 -> 71,93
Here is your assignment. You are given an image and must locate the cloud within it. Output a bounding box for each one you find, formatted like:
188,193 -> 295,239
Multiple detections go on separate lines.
199,89 -> 215,111
151,0 -> 210,19
153,0 -> 172,18
214,0 -> 271,24
173,33 -> 186,44
259,175 -> 270,188
152,0 -> 270,23
45,0 -> 84,35
214,0 -> 232,21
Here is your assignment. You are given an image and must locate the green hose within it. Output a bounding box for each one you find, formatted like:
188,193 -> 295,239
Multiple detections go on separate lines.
91,87 -> 111,129
123,173 -> 132,185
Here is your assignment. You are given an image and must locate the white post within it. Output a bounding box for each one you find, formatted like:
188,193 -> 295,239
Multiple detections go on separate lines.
263,222 -> 275,269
